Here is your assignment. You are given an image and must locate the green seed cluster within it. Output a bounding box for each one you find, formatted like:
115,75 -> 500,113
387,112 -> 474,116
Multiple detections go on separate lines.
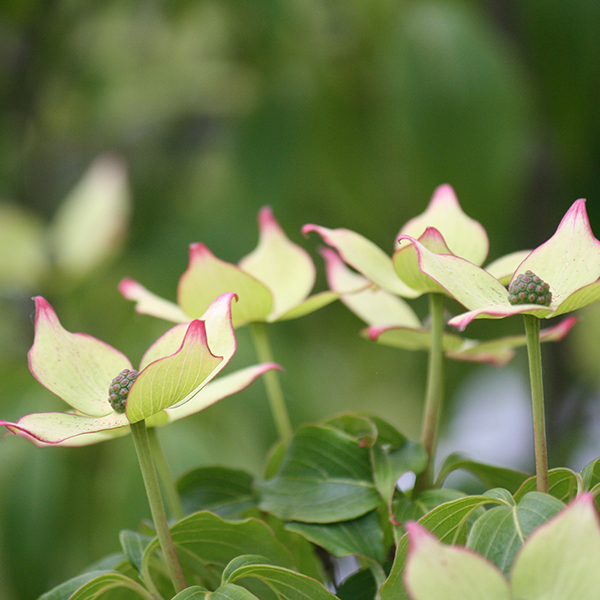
108,369 -> 139,413
508,270 -> 552,306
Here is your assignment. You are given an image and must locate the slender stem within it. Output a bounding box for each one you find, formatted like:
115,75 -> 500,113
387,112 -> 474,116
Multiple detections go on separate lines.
147,427 -> 185,521
130,420 -> 188,593
523,314 -> 549,494
414,293 -> 446,494
250,321 -> 293,444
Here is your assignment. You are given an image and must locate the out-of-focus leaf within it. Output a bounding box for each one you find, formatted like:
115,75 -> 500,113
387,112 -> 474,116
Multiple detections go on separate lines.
68,572 -> 154,600
435,453 -> 529,493
0,201 -> 48,287
119,530 -> 154,573
38,571 -> 116,600
177,466 -> 257,518
48,155 -> 130,278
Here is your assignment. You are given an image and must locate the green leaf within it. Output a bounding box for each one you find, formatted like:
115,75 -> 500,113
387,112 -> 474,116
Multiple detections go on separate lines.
373,441 -> 428,504
466,492 -> 564,574
263,515 -> 325,583
142,512 -> 294,591
514,467 -> 582,503
38,571 -> 116,600
326,413 -> 427,505
286,510 -> 386,562
173,584 -> 260,599
67,572 -> 154,600
257,425 -> 381,523
177,467 -> 257,518
336,568 -> 378,600
435,453 -> 529,493
119,531 -> 154,573
393,489 -> 468,527
325,413 -> 379,446
224,563 -> 339,600
581,457 -> 600,490
511,494 -> 600,600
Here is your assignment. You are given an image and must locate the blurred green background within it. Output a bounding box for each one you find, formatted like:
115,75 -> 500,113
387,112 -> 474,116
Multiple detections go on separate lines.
1,0 -> 600,597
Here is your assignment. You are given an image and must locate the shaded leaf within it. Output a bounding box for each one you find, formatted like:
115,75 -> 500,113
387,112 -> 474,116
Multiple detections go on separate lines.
257,425 -> 381,523
225,563 -> 339,600
435,453 -> 529,493
514,467 -> 582,503
119,531 -> 154,574
466,491 -> 564,574
286,510 -> 386,562
177,467 -> 257,518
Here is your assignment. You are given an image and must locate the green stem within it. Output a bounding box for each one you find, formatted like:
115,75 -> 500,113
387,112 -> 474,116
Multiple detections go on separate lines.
130,420 -> 188,593
250,321 -> 293,445
147,427 -> 185,521
414,293 -> 446,495
523,314 -> 549,494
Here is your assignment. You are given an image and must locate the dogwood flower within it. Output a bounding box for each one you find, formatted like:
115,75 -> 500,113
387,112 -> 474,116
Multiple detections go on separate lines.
403,494 -> 600,600
0,294 -> 278,446
303,185 -> 500,300
321,246 -> 576,364
396,199 -> 600,331
119,207 -> 337,328
306,186 -> 573,363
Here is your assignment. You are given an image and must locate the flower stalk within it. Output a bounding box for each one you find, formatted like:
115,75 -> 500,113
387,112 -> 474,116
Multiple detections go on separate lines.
147,427 -> 185,521
414,292 -> 446,494
130,419 -> 188,593
523,314 -> 549,494
250,321 -> 293,445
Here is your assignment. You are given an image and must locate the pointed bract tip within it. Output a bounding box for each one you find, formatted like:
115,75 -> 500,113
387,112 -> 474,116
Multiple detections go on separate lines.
189,242 -> 214,262
560,198 -> 589,227
31,296 -> 59,329
405,521 -> 432,550
396,233 -> 419,249
257,206 -> 279,230
118,277 -> 139,298
430,183 -> 459,207
302,223 -> 320,237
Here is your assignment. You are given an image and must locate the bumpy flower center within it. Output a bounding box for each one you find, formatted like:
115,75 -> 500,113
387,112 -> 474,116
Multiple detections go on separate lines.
108,369 -> 139,413
508,270 -> 552,306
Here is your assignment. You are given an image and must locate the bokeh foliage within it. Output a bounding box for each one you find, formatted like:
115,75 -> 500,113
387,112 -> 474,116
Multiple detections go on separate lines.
1,0 -> 599,598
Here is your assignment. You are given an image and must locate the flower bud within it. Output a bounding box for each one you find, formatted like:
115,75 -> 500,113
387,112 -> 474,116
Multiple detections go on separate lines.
508,270 -> 552,306
108,369 -> 139,413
